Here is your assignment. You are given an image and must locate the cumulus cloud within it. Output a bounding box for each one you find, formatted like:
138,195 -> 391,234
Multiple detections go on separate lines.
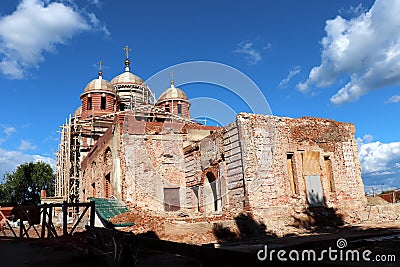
298,0 -> 400,105
234,41 -> 262,65
279,66 -> 301,87
357,139 -> 400,173
0,0 -> 109,79
18,140 -> 37,151
386,95 -> 400,103
357,137 -> 400,191
0,147 -> 55,178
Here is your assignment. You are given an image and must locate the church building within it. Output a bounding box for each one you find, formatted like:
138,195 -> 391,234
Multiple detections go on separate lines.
56,47 -> 367,232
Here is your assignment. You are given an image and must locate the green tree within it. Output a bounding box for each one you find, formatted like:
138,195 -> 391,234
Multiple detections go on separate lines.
0,161 -> 54,205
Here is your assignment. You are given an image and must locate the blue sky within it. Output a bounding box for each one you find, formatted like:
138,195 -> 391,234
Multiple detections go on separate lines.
0,0 -> 399,193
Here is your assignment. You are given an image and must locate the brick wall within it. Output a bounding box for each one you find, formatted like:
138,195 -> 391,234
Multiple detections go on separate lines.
235,113 -> 367,229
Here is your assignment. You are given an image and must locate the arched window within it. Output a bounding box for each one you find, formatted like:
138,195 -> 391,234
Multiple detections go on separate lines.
87,96 -> 92,110
177,103 -> 182,116
101,95 -> 106,110
206,172 -> 218,211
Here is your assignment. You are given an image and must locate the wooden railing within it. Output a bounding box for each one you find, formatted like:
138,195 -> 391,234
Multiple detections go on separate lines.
0,201 -> 95,239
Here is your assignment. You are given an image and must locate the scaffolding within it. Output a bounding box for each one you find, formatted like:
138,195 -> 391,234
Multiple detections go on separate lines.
55,95 -> 199,210
55,113 -> 115,203
55,115 -> 81,203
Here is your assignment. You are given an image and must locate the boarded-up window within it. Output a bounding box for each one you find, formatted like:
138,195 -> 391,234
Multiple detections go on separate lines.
105,173 -> 111,198
302,151 -> 320,175
164,188 -> 180,211
287,153 -> 298,194
324,156 -> 335,192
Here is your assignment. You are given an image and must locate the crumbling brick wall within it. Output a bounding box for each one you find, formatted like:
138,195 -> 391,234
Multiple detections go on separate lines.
120,115 -> 187,212
80,125 -> 117,201
236,113 -> 367,230
183,121 -> 246,215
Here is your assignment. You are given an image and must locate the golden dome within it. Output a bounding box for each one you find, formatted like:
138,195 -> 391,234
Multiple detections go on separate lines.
157,82 -> 188,104
81,77 -> 115,96
110,71 -> 146,87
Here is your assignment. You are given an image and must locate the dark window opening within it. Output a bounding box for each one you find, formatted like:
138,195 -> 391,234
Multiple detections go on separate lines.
101,96 -> 106,110
206,172 -> 218,211
177,104 -> 182,116
91,182 -> 96,197
191,186 -> 200,212
88,97 -> 92,110
165,104 -> 170,112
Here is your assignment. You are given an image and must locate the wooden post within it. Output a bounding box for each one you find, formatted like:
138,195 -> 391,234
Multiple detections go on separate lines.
41,205 -> 47,238
62,201 -> 68,236
19,213 -> 23,238
90,201 -> 95,228
48,206 -> 53,238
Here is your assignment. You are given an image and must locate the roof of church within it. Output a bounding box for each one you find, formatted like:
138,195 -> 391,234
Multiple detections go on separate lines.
82,76 -> 116,96
110,70 -> 146,87
157,81 -> 188,103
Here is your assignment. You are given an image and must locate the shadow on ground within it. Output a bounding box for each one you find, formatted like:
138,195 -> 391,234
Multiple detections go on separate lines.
212,212 -> 277,242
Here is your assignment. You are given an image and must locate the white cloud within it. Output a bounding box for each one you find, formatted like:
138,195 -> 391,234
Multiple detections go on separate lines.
339,3 -> 367,17
1,125 -> 16,136
0,0 -> 108,79
18,140 -> 37,151
263,43 -> 272,50
357,139 -> 400,173
234,41 -> 262,65
298,0 -> 400,104
87,12 -> 110,38
386,95 -> 400,103
279,66 -> 301,87
88,0 -> 102,8
363,134 -> 373,143
0,147 -> 55,178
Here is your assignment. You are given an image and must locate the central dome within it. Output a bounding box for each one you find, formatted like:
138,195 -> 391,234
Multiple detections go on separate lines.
110,71 -> 146,87
111,59 -> 155,107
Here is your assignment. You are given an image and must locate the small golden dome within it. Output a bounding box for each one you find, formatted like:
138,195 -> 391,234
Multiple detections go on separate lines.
157,84 -> 189,104
81,78 -> 115,97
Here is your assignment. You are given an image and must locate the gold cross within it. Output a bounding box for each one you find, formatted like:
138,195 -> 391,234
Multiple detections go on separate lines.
99,60 -> 103,71
123,45 -> 131,59
170,70 -> 174,86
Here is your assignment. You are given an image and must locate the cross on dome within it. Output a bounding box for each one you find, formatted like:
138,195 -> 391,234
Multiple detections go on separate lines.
123,45 -> 132,72
98,60 -> 103,78
170,70 -> 175,87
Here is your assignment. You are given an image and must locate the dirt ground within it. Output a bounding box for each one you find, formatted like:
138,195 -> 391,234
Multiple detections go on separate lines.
1,220 -> 399,266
